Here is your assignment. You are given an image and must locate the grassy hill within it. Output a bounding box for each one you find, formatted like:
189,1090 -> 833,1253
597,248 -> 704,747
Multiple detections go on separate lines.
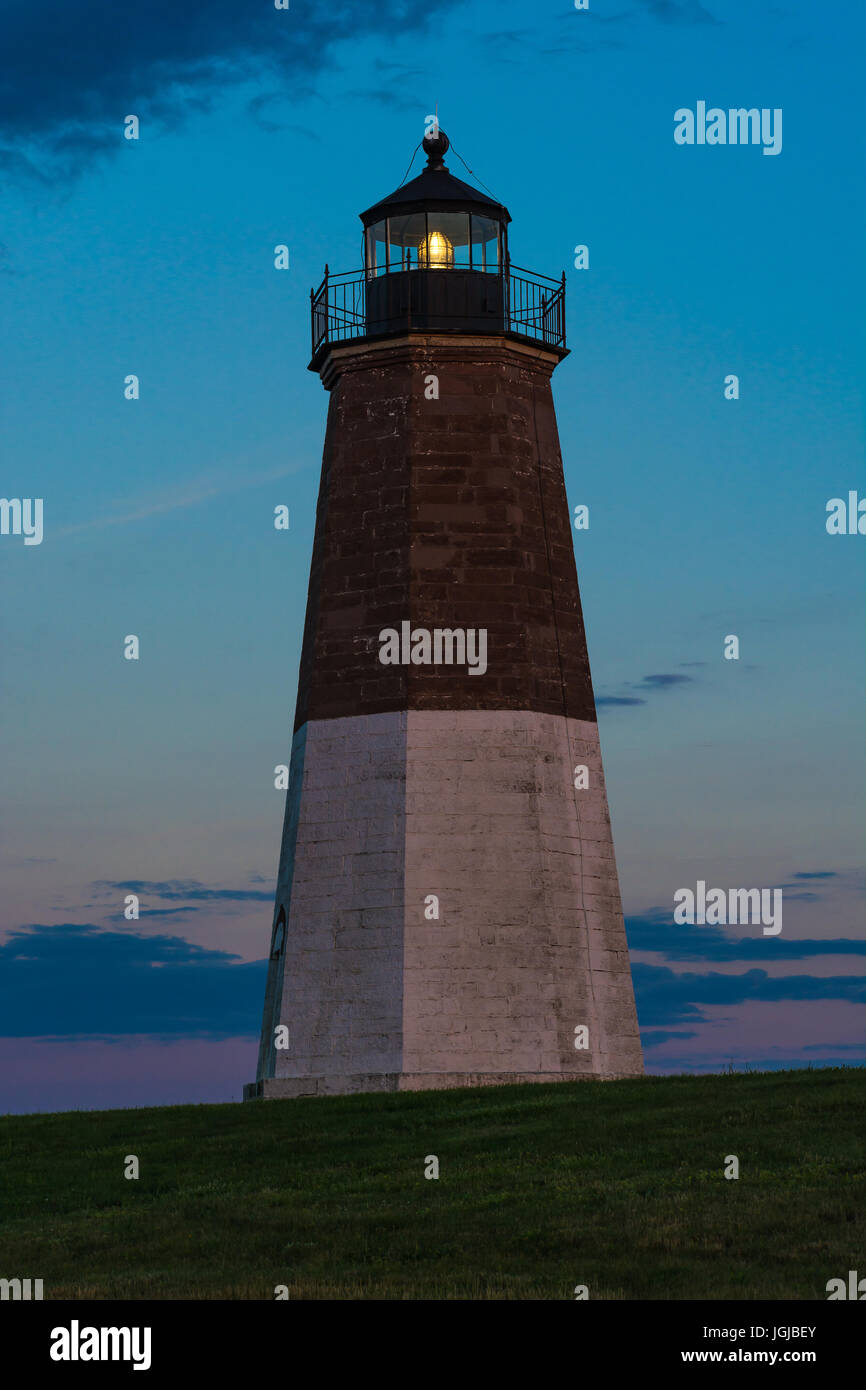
1,1068 -> 863,1300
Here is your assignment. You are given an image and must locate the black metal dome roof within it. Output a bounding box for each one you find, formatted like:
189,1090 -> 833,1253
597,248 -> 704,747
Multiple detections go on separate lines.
360,130 -> 510,227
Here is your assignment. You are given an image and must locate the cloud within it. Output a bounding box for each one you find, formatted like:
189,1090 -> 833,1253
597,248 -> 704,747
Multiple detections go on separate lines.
91,879 -> 273,903
625,910 -> 866,964
640,1029 -> 699,1047
637,0 -> 719,22
54,461 -> 303,538
347,89 -> 421,115
6,914 -> 863,1051
637,673 -> 694,690
775,871 -> 863,900
644,1058 -> 866,1075
371,60 -> 427,81
246,92 -> 323,138
350,57 -> 429,111
0,0 -> 454,182
773,891 -> 822,902
545,0 -> 718,44
597,671 -> 695,710
0,924 -> 265,1038
135,908 -> 200,918
581,0 -> 719,22
770,870 -> 842,901
633,961 -> 866,1028
627,903 -> 866,1034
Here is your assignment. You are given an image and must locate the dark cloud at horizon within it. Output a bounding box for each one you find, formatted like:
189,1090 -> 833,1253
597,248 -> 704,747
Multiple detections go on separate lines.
633,960 -> 866,1028
625,900 -> 866,1034
0,923 -> 265,1038
135,907 -> 200,918
643,1057 -> 866,1072
625,910 -> 866,964
639,1028 -> 699,1046
3,913 -> 864,1043
90,879 -> 273,903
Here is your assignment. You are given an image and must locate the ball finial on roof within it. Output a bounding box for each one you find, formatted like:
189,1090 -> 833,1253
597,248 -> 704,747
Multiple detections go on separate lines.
422,127 -> 450,170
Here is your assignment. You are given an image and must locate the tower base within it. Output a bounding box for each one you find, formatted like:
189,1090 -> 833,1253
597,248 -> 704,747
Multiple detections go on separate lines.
244,1070 -> 638,1101
251,708 -> 643,1096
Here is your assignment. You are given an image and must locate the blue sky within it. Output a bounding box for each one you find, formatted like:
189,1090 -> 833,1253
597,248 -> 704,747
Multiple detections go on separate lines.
1,0 -> 864,1112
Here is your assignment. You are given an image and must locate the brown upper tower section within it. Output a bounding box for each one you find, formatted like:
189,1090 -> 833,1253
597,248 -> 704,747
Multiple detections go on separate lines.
295,130 -> 595,731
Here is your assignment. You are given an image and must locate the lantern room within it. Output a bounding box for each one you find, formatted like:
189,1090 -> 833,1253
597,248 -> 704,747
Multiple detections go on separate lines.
357,128 -> 510,336
309,128 -> 566,364
361,130 -> 507,277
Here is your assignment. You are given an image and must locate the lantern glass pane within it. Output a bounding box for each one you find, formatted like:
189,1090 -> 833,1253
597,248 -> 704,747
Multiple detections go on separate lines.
365,220 -> 388,276
423,212 -> 470,268
386,213 -> 427,268
470,216 -> 500,272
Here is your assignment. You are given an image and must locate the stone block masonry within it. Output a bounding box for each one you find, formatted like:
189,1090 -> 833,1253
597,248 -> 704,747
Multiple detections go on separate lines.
246,333 -> 643,1100
293,336 -> 597,730
248,708 -> 642,1098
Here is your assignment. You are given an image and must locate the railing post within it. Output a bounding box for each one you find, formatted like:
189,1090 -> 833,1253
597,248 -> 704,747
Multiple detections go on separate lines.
560,271 -> 566,349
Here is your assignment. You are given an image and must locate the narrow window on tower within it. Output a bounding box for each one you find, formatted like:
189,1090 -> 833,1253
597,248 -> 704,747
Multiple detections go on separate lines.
270,906 -> 287,958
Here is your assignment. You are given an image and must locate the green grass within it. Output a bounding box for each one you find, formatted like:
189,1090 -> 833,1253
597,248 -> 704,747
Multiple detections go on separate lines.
1,1068 -> 864,1299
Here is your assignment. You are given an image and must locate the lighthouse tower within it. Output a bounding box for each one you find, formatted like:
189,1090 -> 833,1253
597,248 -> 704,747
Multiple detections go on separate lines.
246,130 -> 643,1099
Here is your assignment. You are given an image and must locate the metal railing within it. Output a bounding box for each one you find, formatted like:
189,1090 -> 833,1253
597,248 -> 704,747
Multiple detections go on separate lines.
310,259 -> 566,357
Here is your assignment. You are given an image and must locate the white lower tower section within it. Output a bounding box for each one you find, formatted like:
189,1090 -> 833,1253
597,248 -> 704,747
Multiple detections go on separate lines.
249,709 -> 642,1098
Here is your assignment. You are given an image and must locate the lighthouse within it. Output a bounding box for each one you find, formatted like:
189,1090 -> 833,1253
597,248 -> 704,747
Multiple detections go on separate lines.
245,129 -> 643,1099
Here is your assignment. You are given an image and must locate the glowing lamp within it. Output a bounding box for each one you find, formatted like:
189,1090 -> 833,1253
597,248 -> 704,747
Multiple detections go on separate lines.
418,229 -> 454,269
